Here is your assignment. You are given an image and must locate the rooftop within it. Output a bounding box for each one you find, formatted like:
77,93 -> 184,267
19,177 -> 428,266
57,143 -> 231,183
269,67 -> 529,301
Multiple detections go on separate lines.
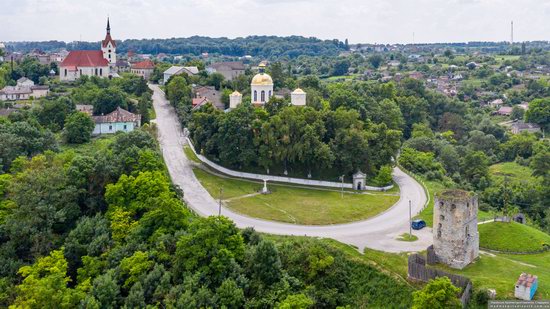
93,107 -> 140,124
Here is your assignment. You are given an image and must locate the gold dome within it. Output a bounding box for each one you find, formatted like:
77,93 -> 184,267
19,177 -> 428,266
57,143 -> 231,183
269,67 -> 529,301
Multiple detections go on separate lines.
251,73 -> 273,86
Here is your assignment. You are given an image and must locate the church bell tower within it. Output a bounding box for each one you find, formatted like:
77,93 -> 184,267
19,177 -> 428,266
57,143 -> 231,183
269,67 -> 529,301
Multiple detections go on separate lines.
101,17 -> 117,66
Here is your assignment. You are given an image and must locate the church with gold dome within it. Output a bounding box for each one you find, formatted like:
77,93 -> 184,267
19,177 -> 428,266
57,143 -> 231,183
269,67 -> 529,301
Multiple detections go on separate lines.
229,62 -> 306,109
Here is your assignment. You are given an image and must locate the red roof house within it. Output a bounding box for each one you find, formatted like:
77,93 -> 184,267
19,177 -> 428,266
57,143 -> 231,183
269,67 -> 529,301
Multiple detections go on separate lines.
131,60 -> 155,79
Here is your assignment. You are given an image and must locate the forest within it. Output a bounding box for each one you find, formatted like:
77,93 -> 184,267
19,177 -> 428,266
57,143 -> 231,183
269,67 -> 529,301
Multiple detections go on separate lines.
6,36 -> 349,59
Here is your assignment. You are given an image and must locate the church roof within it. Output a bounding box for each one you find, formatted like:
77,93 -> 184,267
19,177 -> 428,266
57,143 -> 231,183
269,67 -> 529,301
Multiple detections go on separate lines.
61,50 -> 109,68
131,59 -> 155,70
251,73 -> 273,86
102,34 -> 117,48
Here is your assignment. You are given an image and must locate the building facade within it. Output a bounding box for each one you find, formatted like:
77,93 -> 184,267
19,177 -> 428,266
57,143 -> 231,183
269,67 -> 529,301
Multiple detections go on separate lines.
92,107 -> 141,135
251,63 -> 273,105
59,19 -> 115,81
207,61 -> 245,81
131,59 -> 155,80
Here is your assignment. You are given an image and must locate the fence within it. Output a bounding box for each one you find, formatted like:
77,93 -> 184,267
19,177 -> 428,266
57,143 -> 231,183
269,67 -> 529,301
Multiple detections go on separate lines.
408,253 -> 472,307
186,137 -> 394,191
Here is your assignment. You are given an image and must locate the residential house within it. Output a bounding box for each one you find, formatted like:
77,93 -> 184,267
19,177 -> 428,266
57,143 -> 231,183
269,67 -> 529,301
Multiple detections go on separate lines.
193,86 -> 223,109
163,66 -> 199,84
207,61 -> 245,81
510,121 -> 541,134
0,78 -> 49,101
115,59 -> 130,73
192,97 -> 210,110
131,59 -> 155,80
76,104 -> 94,115
489,99 -> 504,108
496,106 -> 513,116
92,107 -> 141,135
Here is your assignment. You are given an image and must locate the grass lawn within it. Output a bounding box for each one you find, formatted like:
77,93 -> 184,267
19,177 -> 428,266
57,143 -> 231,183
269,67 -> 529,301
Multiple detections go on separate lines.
437,251 -> 550,300
59,135 -> 115,154
479,221 -> 550,253
193,168 -> 400,225
489,162 -> 537,184
183,145 -> 201,163
413,176 -> 492,227
397,233 -> 418,242
362,246 -> 550,300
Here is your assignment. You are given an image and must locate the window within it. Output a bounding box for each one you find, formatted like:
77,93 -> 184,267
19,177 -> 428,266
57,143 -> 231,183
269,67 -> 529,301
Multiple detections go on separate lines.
465,226 -> 470,238
123,124 -> 127,130
79,69 -> 82,75
253,91 -> 257,102
437,223 -> 442,238
109,125 -> 113,131
109,54 -> 111,59
451,204 -> 456,211
440,215 -> 445,221
100,68 -> 103,75
95,68 -> 98,75
261,90 -> 265,102
64,69 -> 67,77
108,49 -> 111,53
268,90 -> 272,98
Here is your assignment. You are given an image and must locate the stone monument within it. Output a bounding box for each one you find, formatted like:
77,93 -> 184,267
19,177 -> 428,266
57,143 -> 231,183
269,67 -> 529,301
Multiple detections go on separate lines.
433,189 -> 479,269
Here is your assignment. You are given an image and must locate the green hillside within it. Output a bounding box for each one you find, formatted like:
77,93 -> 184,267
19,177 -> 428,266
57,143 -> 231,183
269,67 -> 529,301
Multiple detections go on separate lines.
479,221 -> 550,253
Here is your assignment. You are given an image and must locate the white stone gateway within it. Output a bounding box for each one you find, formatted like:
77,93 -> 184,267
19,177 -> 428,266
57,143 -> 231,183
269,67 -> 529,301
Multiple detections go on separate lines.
352,171 -> 367,190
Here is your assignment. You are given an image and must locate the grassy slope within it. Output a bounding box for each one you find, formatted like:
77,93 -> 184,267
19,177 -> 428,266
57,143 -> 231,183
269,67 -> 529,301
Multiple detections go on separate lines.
363,246 -> 550,300
183,145 -> 201,164
414,177 -> 492,227
59,135 -> 115,154
193,168 -> 399,225
479,222 -> 550,253
489,162 -> 538,184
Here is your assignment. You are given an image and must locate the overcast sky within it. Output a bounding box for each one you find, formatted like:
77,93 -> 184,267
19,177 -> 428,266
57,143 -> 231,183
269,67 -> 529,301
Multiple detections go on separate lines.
2,0 -> 550,44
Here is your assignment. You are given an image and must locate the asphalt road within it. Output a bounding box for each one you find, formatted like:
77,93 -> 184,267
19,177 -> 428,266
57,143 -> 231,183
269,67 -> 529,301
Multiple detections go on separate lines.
150,84 -> 432,252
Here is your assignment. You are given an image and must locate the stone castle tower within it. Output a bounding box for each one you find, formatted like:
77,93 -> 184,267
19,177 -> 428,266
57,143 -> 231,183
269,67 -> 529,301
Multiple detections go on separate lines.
433,189 -> 479,269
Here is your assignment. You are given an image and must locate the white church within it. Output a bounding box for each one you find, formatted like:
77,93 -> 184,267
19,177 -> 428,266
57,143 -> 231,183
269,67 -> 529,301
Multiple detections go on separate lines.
59,18 -> 117,82
229,63 -> 306,109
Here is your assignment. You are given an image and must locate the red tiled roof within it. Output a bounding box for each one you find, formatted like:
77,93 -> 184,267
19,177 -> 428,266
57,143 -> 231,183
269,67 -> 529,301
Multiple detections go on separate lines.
102,34 -> 117,48
131,59 -> 155,70
192,97 -> 209,106
60,50 -> 109,68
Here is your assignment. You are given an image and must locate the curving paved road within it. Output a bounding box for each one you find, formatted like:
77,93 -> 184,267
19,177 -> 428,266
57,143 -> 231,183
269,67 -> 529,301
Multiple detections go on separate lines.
150,84 -> 432,252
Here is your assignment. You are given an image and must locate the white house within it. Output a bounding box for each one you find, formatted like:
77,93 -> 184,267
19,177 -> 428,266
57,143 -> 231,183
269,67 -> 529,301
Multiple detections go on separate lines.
251,63 -> 273,105
0,77 -> 49,101
163,66 -> 199,84
92,107 -> 141,135
59,19 -> 115,82
17,77 -> 35,87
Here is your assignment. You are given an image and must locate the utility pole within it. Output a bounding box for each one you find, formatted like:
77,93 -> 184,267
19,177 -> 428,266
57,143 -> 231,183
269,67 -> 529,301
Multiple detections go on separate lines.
340,175 -> 344,199
409,200 -> 412,238
218,187 -> 223,216
511,21 -> 514,45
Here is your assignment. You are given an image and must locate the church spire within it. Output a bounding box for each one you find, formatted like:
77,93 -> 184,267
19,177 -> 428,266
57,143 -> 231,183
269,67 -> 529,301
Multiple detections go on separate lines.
106,17 -> 111,35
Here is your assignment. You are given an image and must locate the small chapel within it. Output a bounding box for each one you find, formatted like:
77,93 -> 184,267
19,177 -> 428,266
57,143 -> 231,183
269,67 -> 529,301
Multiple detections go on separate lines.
229,63 -> 307,108
59,18 -> 117,82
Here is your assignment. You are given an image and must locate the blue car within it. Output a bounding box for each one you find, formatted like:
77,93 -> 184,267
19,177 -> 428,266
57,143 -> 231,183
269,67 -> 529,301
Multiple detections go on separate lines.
411,219 -> 426,230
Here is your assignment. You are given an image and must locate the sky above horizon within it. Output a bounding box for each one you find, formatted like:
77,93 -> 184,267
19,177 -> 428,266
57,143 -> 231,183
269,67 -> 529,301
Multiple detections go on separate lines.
2,0 -> 550,44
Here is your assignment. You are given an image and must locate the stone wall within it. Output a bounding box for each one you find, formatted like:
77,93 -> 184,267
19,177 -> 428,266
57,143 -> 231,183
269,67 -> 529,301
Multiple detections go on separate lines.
186,137 -> 394,191
433,189 -> 479,269
408,253 -> 472,307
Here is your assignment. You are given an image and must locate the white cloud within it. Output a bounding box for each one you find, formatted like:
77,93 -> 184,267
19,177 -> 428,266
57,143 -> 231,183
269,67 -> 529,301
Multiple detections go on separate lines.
0,0 -> 549,43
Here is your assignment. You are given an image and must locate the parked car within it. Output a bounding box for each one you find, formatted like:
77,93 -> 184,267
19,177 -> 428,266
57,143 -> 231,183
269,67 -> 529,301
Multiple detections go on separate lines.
411,219 -> 426,230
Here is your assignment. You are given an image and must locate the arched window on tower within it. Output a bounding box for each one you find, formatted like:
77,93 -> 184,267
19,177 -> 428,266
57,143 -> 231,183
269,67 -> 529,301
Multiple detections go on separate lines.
253,91 -> 257,102
100,68 -> 103,76
261,91 -> 265,102
268,90 -> 272,98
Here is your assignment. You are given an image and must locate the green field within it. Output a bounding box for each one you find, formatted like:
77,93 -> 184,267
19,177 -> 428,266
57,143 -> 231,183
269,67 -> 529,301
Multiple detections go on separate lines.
193,168 -> 400,225
60,135 -> 115,154
413,176 -> 492,227
479,221 -> 550,253
183,145 -> 201,163
363,246 -> 550,300
489,162 -> 538,184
